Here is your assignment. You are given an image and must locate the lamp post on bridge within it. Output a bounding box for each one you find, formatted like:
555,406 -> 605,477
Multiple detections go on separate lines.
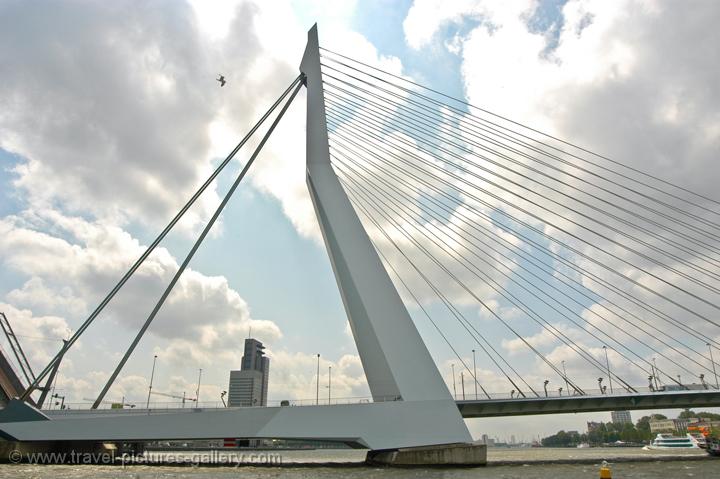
52,393 -> 66,410
146,354 -> 157,409
603,346 -> 613,394
652,357 -> 660,390
598,377 -> 604,394
460,371 -> 465,400
472,349 -> 477,400
328,366 -> 332,404
316,354 -> 320,405
195,368 -> 202,404
543,380 -> 549,397
561,360 -> 569,395
708,343 -> 719,389
451,364 -> 457,400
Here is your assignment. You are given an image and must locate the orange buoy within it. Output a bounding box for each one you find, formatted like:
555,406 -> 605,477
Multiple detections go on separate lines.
599,460 -> 612,478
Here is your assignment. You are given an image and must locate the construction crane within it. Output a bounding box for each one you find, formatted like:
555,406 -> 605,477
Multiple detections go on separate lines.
150,390 -> 197,408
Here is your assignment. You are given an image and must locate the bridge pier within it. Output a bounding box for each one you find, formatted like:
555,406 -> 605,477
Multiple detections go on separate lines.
366,443 -> 487,466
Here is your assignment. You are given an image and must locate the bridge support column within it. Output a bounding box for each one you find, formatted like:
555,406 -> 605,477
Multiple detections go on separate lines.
366,443 -> 487,467
298,21 -> 471,452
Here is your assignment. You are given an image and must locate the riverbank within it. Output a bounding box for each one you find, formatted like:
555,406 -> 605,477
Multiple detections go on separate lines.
4,446 -> 716,467
0,448 -> 718,479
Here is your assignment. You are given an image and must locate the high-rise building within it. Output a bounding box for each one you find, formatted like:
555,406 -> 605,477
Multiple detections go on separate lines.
228,338 -> 270,407
586,421 -> 602,432
611,410 -> 632,424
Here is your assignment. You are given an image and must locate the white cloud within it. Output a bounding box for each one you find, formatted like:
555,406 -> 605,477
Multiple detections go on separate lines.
404,0 -> 536,49
266,350 -> 369,402
6,277 -> 85,319
0,0 -> 224,232
0,1 -> 383,407
0,302 -> 71,371
0,211 -> 281,381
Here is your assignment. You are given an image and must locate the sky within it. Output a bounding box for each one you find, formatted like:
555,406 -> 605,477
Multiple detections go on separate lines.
1,0 -> 719,441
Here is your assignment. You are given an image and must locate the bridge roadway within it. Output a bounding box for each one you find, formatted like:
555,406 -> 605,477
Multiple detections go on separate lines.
39,389 -> 720,419
1,390 -> 718,447
456,389 -> 720,418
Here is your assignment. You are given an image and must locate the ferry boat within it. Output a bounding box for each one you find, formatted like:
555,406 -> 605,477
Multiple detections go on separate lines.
643,433 -> 704,450
689,433 -> 707,449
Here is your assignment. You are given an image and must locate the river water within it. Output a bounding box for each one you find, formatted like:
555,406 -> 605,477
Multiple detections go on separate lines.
0,447 -> 716,478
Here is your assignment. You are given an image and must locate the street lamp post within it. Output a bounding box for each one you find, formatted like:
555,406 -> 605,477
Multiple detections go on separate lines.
561,360 -> 569,394
543,380 -> 549,397
52,393 -> 66,410
220,391 -> 227,407
603,346 -> 613,394
328,366 -> 332,404
598,377 -> 604,393
460,371 -> 465,400
146,354 -> 157,409
195,368 -> 202,404
472,349 -> 478,400
708,343 -> 719,389
653,356 -> 660,391
451,364 -> 457,400
316,354 -> 320,405
652,357 -> 660,390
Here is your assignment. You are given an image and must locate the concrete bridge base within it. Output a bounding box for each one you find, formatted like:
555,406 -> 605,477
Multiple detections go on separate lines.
365,442 -> 487,466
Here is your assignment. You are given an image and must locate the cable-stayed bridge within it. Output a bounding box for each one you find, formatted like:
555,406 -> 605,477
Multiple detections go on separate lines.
1,25 -> 719,464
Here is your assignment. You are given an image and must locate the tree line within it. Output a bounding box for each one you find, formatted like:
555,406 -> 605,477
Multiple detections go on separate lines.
541,411 -> 720,447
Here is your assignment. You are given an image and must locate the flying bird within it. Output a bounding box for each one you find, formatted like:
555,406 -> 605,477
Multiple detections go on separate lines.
216,74 -> 226,87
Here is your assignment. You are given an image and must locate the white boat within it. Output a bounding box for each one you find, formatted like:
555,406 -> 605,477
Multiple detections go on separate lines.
643,433 -> 704,450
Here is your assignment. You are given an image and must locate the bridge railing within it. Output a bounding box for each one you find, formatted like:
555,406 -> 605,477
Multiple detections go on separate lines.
42,395 -> 402,413
454,384 -> 716,401
43,385 -> 718,413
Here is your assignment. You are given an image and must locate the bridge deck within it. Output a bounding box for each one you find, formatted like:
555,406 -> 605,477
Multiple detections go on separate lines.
37,390 -> 720,419
456,390 -> 720,418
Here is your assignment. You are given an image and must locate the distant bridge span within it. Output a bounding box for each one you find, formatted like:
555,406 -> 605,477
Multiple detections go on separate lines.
457,390 -> 720,418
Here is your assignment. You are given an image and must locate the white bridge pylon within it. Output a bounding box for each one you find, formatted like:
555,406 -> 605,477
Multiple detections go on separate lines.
0,25 -> 472,451
301,22 -> 472,443
303,25 -> 455,404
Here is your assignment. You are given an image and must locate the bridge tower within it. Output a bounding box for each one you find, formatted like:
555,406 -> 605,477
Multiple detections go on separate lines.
301,25 -> 455,404
299,23 -> 476,462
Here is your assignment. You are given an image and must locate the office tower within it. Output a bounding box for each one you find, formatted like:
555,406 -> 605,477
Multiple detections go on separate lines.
611,410 -> 632,424
228,338 -> 270,407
